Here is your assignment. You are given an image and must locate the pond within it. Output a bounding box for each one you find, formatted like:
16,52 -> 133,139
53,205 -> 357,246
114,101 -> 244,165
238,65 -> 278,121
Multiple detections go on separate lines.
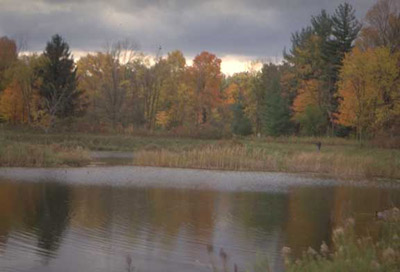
0,167 -> 399,272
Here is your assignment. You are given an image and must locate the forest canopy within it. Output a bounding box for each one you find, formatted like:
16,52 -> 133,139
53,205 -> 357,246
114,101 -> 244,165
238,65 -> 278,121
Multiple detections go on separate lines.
0,0 -> 399,140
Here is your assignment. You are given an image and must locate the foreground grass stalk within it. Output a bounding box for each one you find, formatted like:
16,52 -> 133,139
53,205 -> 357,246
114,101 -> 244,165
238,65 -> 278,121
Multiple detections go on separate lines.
283,207 -> 400,272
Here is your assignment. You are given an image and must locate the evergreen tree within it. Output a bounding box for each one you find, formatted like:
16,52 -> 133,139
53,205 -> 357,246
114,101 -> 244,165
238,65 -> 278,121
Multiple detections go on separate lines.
260,64 -> 292,136
283,27 -> 313,63
330,3 -> 362,61
39,34 -> 83,124
231,94 -> 252,136
284,3 -> 361,135
262,77 -> 292,136
326,3 -> 362,120
297,105 -> 328,136
311,9 -> 332,41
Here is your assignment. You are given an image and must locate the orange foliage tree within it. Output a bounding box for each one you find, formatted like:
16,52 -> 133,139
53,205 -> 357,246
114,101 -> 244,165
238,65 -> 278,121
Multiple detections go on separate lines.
0,83 -> 24,124
0,55 -> 42,125
292,79 -> 322,118
188,51 -> 222,126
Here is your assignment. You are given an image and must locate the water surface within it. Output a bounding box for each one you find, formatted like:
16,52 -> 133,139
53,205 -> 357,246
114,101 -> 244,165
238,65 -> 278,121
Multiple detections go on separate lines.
0,167 -> 399,272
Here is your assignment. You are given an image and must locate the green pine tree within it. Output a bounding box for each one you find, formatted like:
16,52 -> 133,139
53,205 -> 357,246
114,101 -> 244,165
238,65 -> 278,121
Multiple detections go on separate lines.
39,34 -> 83,124
326,2 -> 362,120
262,77 -> 292,136
231,94 -> 252,136
261,64 -> 292,136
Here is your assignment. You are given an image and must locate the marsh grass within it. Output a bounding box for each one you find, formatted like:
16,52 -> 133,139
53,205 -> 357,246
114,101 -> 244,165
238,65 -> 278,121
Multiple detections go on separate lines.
133,144 -> 400,180
283,208 -> 400,272
0,141 -> 91,167
1,129 -> 399,179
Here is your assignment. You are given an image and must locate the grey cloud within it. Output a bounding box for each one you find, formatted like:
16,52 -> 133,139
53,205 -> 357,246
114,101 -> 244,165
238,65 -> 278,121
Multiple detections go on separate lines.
0,0 -> 376,58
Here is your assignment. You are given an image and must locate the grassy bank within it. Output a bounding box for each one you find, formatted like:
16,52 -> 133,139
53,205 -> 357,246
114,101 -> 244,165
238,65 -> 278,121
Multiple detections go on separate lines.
0,129 -> 216,151
0,140 -> 91,167
283,207 -> 400,272
133,141 -> 400,180
1,129 -> 399,179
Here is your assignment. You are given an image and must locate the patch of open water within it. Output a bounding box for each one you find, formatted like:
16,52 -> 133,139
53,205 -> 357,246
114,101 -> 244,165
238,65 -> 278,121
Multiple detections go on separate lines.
0,166 -> 399,272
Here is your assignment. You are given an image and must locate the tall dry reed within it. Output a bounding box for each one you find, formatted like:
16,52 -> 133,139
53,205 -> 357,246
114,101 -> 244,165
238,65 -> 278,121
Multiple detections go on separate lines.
133,145 -> 400,180
0,142 -> 91,167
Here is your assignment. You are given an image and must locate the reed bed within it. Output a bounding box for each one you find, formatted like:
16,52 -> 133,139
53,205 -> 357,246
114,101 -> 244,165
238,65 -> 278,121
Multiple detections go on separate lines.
0,141 -> 91,167
1,129 -> 399,179
133,145 -> 400,180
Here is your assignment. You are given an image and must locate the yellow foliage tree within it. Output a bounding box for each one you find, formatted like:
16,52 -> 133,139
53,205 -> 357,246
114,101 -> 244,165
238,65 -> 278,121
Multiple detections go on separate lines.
155,110 -> 169,129
337,47 -> 400,139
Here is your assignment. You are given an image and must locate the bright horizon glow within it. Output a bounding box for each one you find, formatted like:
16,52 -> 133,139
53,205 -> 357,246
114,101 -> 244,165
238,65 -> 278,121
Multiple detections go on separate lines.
73,51 -> 270,75
21,50 -> 267,76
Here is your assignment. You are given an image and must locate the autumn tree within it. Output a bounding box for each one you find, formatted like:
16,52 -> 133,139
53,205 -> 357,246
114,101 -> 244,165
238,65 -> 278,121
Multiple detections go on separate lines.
126,58 -> 147,128
144,56 -> 169,130
358,0 -> 400,53
188,51 -> 222,126
285,4 -> 361,135
0,55 -> 43,124
287,33 -> 328,135
0,36 -> 18,92
355,0 -> 400,136
284,20 -> 329,135
0,83 -> 24,124
337,47 -> 400,140
38,34 -> 83,130
77,40 -> 138,129
77,52 -> 128,129
156,50 -> 190,129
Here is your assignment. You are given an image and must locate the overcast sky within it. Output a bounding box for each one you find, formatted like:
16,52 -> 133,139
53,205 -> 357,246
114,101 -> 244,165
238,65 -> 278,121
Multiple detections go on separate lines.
0,0 -> 376,74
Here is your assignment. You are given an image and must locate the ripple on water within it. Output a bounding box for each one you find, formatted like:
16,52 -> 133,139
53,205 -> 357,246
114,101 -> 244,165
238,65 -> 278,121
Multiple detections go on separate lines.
0,169 -> 399,272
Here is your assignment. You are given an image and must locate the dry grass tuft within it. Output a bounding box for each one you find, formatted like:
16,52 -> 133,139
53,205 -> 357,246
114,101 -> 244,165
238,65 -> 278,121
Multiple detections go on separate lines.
0,142 -> 91,167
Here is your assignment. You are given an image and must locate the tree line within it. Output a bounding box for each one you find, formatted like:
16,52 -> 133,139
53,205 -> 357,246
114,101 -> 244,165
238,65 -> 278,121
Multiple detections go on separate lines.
0,0 -> 399,139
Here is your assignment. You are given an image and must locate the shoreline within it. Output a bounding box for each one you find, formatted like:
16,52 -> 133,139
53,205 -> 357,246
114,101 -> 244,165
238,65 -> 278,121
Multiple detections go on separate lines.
1,132 -> 399,181
1,165 -> 399,192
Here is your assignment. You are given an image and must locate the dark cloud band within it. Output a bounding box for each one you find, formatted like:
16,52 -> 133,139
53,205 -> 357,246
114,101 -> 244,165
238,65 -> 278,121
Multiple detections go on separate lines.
0,0 -> 375,57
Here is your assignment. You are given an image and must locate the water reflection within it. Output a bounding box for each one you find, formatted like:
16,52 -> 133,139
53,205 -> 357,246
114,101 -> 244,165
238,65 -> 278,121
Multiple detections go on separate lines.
285,187 -> 335,257
0,180 -> 399,272
36,183 -> 71,260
